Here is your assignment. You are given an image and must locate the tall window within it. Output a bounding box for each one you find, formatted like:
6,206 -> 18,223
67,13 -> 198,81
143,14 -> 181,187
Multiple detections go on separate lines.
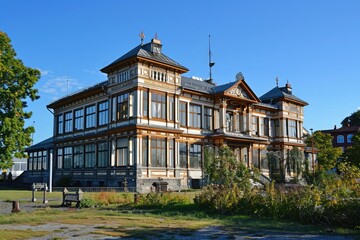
63,147 -> 72,168
116,138 -> 128,166
57,148 -> 63,169
42,150 -> 47,170
143,90 -> 148,117
73,145 -> 84,168
85,144 -> 96,168
347,134 -> 354,143
28,153 -> 33,171
36,151 -> 41,170
64,112 -> 73,133
179,142 -> 187,168
252,147 -> 259,169
117,93 -> 129,120
142,137 -> 148,166
74,109 -> 84,131
169,139 -> 174,167
85,105 -> 96,128
204,107 -> 212,130
337,135 -> 344,143
252,116 -> 259,135
151,138 -> 166,167
179,102 -> 187,126
98,142 -> 108,167
288,120 -> 297,138
151,92 -> 166,119
57,114 -> 63,134
189,104 -> 201,128
98,101 -> 108,126
274,119 -> 280,137
169,96 -> 174,121
262,118 -> 269,136
190,144 -> 201,168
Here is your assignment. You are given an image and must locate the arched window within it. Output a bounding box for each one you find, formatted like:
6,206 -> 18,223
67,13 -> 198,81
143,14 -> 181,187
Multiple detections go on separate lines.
337,135 -> 344,143
347,134 -> 354,143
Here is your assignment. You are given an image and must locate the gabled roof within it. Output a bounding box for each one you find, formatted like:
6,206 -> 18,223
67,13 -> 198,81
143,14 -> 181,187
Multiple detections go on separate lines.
322,125 -> 360,134
260,86 -> 308,106
101,41 -> 188,73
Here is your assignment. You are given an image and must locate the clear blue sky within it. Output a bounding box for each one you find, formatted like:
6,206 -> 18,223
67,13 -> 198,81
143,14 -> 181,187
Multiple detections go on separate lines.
1,0 -> 359,144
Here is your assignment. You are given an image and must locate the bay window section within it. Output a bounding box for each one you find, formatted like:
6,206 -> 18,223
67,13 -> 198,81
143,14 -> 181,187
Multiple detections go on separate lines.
151,92 -> 166,119
85,144 -> 96,168
262,118 -> 269,136
85,105 -> 96,128
142,137 -> 148,166
189,104 -> 201,128
169,96 -> 174,121
169,139 -> 174,168
97,142 -> 108,167
252,116 -> 259,136
288,119 -> 297,138
57,114 -> 63,134
143,90 -> 148,117
274,119 -> 280,137
64,112 -> 73,133
73,145 -> 84,168
98,101 -> 108,126
116,138 -> 128,166
190,144 -> 201,168
204,107 -> 212,130
74,109 -> 84,131
63,147 -> 72,169
179,101 -> 187,126
151,138 -> 166,167
179,142 -> 187,168
117,93 -> 129,120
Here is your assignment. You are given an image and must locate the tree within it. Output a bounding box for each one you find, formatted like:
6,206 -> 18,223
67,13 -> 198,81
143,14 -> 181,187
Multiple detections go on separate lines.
0,32 -> 40,169
287,147 -> 305,180
341,110 -> 360,126
305,131 -> 342,171
344,132 -> 360,167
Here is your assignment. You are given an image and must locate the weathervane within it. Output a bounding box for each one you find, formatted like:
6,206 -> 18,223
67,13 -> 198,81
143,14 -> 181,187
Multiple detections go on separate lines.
275,76 -> 279,87
139,31 -> 145,45
154,32 -> 158,39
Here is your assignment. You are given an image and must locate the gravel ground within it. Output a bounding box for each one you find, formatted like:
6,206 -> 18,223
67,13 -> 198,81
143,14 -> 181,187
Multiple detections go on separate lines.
0,200 -> 357,239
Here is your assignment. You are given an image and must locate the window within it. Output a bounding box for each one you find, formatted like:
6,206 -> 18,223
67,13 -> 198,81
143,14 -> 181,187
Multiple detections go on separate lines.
117,70 -> 129,83
33,152 -> 38,170
142,137 -> 148,166
74,109 -> 84,130
252,147 -> 259,169
179,142 -> 187,168
179,101 -> 187,126
36,151 -> 41,170
73,145 -> 84,168
190,144 -> 201,168
57,114 -> 63,134
63,147 -> 72,168
252,116 -> 259,135
151,138 -> 166,167
116,138 -> 128,166
85,144 -> 96,168
28,152 -> 33,171
42,150 -> 47,170
288,120 -> 297,138
64,112 -> 73,133
85,105 -> 96,128
57,149 -> 63,169
337,135 -> 344,143
189,104 -> 201,128
117,93 -> 129,120
98,142 -> 108,167
143,90 -> 148,117
98,101 -> 108,126
204,107 -> 212,130
347,134 -> 354,143
169,96 -> 174,121
274,119 -> 280,137
151,92 -> 166,119
169,139 -> 175,167
262,118 -> 269,136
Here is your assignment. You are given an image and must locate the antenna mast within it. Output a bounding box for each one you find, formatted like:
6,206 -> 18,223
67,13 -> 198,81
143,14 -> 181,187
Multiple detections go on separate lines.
208,35 -> 215,83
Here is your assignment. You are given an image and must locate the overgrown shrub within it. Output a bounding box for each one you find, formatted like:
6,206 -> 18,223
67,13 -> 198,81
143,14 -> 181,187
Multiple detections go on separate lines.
79,198 -> 101,208
94,192 -> 132,206
136,192 -> 189,208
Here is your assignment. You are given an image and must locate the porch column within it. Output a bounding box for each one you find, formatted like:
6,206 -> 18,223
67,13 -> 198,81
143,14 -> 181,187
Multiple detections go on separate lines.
219,99 -> 227,131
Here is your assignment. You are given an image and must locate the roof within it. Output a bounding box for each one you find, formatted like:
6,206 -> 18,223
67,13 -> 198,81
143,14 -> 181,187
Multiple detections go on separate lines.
322,125 -> 360,134
212,81 -> 236,94
259,86 -> 308,106
181,76 -> 215,94
101,41 -> 188,73
26,137 -> 54,151
47,80 -> 108,109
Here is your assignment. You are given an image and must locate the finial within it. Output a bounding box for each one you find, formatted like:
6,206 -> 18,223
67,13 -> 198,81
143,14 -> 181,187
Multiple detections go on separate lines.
275,76 -> 279,87
154,32 -> 158,39
139,31 -> 145,45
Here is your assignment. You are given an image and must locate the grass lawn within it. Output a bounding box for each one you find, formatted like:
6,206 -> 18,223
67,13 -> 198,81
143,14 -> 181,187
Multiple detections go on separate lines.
0,190 -> 359,239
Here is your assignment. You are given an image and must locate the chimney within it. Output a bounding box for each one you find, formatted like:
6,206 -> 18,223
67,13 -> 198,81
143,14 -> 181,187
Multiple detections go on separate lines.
150,37 -> 162,54
285,83 -> 292,94
334,125 -> 337,130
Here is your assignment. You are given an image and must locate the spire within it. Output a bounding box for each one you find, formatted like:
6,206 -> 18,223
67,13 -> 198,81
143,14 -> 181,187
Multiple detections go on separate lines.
208,35 -> 215,83
275,76 -> 279,87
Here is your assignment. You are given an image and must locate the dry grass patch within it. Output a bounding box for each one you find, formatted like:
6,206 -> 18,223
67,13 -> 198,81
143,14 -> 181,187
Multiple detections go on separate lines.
0,229 -> 49,239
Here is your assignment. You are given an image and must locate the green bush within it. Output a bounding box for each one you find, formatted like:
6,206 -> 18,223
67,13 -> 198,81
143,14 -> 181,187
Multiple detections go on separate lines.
136,192 -> 189,208
79,198 -> 101,208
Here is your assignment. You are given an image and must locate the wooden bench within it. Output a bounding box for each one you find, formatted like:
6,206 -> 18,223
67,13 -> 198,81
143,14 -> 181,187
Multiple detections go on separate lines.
62,188 -> 83,208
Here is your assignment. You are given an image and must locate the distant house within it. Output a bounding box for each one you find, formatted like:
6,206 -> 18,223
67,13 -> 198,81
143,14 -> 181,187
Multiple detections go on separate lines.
321,125 -> 360,153
0,157 -> 27,180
